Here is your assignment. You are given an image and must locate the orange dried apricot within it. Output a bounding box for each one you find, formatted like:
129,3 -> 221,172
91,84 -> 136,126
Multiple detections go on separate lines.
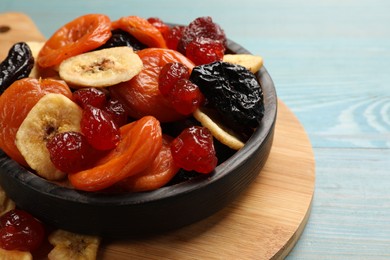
117,135 -> 179,192
112,16 -> 167,48
109,48 -> 194,122
68,116 -> 162,191
0,78 -> 72,166
37,14 -> 112,68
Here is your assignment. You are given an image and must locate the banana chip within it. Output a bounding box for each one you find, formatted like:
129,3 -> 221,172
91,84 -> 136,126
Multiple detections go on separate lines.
59,46 -> 143,88
0,185 -> 15,216
15,93 -> 83,180
223,54 -> 263,74
193,108 -> 245,150
48,230 -> 101,260
0,248 -> 32,260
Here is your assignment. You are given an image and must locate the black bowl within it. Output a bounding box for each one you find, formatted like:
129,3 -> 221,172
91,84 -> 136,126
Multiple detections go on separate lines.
0,39 -> 277,237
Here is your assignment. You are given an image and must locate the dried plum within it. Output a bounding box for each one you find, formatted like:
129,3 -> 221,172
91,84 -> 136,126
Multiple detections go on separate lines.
190,61 -> 264,129
0,42 -> 34,94
97,29 -> 146,51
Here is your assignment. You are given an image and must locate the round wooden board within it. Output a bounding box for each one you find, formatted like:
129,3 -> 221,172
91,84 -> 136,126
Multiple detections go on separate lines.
0,12 -> 315,260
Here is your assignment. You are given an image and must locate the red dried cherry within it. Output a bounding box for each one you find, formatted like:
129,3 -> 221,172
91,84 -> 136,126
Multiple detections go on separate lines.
165,25 -> 185,50
46,131 -> 94,173
167,79 -> 204,115
0,209 -> 45,251
186,37 -> 225,65
73,88 -> 107,109
171,126 -> 217,174
104,98 -> 128,127
81,105 -> 120,150
158,62 -> 190,96
177,16 -> 226,54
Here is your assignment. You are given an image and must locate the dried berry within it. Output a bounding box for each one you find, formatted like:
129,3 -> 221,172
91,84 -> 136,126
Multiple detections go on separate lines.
185,37 -> 225,65
158,62 -> 190,96
73,88 -> 107,109
104,98 -> 128,127
190,61 -> 264,128
165,25 -> 185,50
167,79 -> 204,115
81,105 -> 120,150
0,42 -> 34,94
171,126 -> 217,174
0,209 -> 45,251
177,17 -> 226,54
46,131 -> 94,173
98,29 -> 146,51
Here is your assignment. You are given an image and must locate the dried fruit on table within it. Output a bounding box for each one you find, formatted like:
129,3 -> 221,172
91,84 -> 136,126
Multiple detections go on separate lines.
171,126 -> 217,174
0,209 -> 45,252
0,185 -> 15,216
109,48 -> 194,122
58,46 -> 143,88
48,229 -> 100,260
15,93 -> 83,180
112,16 -> 167,48
0,42 -> 34,94
37,14 -> 112,68
68,116 -> 162,191
118,135 -> 180,192
0,78 -> 72,166
177,16 -> 226,54
190,61 -> 264,129
0,247 -> 32,260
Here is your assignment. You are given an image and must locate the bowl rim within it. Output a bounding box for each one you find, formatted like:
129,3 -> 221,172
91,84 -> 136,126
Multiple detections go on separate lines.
0,38 -> 277,207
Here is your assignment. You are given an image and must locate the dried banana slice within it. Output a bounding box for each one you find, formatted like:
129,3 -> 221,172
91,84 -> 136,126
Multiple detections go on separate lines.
15,93 -> 83,180
0,185 -> 15,216
194,108 -> 245,150
48,229 -> 101,260
0,247 -> 32,260
223,54 -> 263,74
59,46 -> 143,88
26,41 -> 45,78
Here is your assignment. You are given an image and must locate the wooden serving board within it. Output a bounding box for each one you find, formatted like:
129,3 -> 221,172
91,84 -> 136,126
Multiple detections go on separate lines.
0,12 -> 315,260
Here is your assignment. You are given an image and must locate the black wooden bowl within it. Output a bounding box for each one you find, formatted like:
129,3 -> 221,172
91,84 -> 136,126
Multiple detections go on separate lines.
0,39 -> 277,237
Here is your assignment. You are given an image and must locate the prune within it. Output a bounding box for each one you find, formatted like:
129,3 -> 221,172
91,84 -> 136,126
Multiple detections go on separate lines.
0,42 -> 34,94
98,29 -> 146,51
190,61 -> 264,129
177,16 -> 226,54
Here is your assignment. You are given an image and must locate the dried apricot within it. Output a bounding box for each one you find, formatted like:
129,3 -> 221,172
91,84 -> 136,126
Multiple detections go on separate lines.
37,14 -> 111,68
0,78 -> 72,166
112,16 -> 167,48
109,48 -> 194,122
68,116 -> 162,191
117,135 -> 179,192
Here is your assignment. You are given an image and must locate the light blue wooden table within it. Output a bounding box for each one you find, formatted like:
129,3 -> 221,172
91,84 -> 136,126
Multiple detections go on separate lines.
1,0 -> 389,258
